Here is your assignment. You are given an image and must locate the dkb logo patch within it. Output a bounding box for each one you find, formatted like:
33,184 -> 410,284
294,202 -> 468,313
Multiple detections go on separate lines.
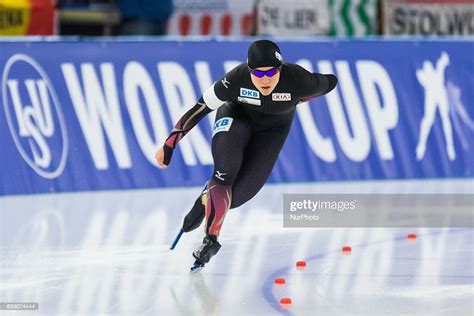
212,117 -> 233,136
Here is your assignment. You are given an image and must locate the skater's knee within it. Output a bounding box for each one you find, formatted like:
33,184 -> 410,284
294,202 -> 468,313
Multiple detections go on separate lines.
228,183 -> 264,208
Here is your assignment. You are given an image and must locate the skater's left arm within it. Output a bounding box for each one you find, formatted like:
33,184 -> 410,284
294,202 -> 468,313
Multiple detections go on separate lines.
294,65 -> 337,102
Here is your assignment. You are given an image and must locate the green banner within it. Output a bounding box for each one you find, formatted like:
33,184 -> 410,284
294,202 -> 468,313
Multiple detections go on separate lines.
328,0 -> 378,36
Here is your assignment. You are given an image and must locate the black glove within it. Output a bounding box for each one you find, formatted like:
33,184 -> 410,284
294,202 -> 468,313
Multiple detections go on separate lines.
163,144 -> 174,166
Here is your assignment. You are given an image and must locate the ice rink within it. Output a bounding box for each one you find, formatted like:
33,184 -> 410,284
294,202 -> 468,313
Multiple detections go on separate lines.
1,179 -> 473,315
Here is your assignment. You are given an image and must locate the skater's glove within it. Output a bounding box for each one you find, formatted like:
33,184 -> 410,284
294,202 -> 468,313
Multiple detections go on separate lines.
162,144 -> 174,166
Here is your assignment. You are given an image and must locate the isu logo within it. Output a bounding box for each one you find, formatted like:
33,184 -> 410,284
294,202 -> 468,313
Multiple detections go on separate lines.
2,54 -> 68,178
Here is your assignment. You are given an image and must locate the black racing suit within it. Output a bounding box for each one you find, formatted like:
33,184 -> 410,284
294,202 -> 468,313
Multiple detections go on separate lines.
164,63 -> 337,237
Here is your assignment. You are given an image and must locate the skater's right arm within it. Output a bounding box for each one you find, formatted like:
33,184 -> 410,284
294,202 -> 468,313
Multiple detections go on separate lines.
155,97 -> 212,169
155,65 -> 242,168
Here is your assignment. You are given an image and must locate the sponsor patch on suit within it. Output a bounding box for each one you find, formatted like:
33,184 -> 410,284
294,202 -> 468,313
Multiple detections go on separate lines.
213,117 -> 233,136
237,96 -> 261,106
240,88 -> 260,99
272,93 -> 291,101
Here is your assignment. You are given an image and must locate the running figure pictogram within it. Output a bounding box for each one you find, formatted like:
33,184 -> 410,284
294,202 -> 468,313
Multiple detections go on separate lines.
416,52 -> 456,161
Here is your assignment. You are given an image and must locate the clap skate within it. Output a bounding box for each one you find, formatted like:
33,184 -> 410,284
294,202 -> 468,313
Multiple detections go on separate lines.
190,235 -> 221,273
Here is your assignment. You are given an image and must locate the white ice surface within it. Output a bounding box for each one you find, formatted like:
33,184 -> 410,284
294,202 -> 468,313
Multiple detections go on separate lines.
0,179 -> 473,315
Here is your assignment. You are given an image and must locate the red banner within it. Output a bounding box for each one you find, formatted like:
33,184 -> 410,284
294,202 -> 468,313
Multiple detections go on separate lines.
0,0 -> 55,35
167,0 -> 255,36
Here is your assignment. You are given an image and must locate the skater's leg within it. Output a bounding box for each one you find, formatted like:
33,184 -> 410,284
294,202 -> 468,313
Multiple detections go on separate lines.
204,179 -> 232,237
182,182 -> 208,232
202,105 -> 251,237
231,123 -> 292,209
192,104 -> 251,265
190,121 -> 290,267
192,180 -> 232,265
439,96 -> 456,160
416,97 -> 436,160
171,182 -> 208,250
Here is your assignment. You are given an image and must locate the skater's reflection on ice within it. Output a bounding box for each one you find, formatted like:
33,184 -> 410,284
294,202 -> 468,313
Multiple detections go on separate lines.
169,273 -> 218,316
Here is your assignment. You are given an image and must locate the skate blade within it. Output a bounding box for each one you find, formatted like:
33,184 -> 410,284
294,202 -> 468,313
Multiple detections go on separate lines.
190,261 -> 205,274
